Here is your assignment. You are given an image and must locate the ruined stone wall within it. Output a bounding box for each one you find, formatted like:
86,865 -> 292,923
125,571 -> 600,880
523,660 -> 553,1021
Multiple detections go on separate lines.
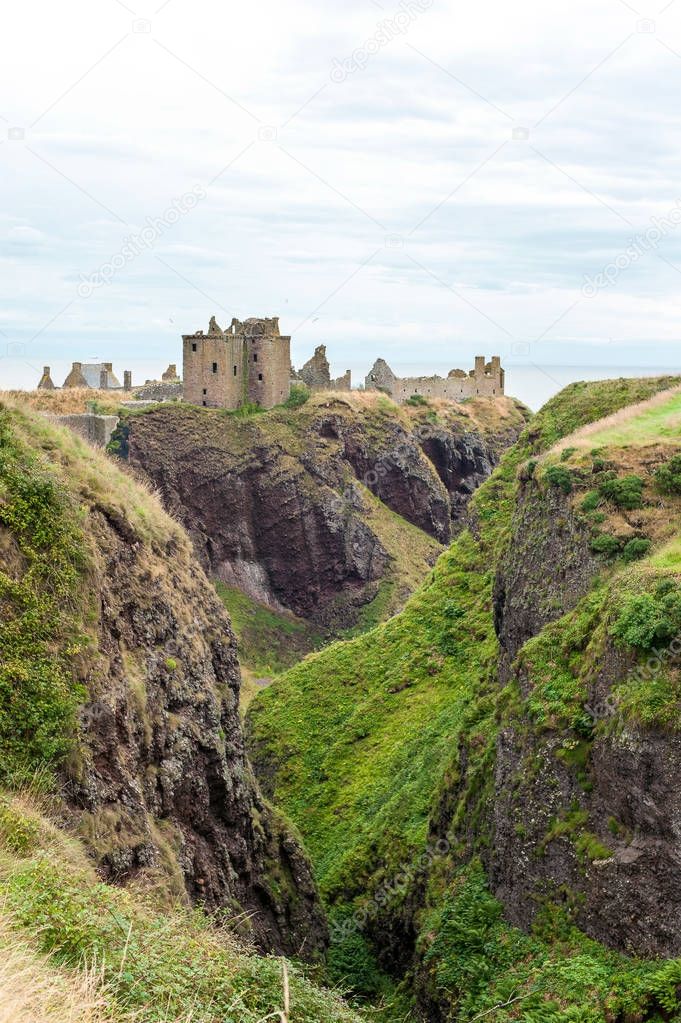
331,370 -> 352,391
298,344 -> 351,392
134,381 -> 184,402
366,356 -> 504,403
44,413 -> 120,447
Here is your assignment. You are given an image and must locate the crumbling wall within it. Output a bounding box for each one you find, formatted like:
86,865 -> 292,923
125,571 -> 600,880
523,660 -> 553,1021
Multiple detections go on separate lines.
134,382 -> 184,402
298,345 -> 351,392
365,356 -> 504,402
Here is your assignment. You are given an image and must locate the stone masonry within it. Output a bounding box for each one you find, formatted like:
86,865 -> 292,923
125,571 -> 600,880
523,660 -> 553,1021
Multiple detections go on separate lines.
183,316 -> 291,409
294,344 -> 351,392
365,355 -> 504,402
62,362 -> 127,390
37,366 -> 55,390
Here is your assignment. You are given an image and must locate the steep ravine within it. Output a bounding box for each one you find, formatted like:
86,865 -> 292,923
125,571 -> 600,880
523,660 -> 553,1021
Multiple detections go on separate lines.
0,403 -> 326,959
247,375 -> 681,1021
115,392 -> 528,631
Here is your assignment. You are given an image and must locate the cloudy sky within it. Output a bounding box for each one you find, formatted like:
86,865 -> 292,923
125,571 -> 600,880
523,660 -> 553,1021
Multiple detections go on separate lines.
2,0 -> 681,396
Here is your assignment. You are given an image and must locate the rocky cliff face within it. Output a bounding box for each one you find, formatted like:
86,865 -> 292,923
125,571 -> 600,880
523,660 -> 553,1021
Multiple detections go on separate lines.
486,456 -> 681,959
117,393 -> 528,629
0,404 -> 326,959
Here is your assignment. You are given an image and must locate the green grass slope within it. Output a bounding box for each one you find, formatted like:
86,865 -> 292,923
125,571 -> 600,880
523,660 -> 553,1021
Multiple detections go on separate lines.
247,375 -> 681,1016
0,790 -> 366,1023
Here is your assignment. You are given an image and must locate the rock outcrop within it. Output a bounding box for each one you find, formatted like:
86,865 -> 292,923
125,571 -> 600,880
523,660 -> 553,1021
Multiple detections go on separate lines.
116,393 -> 528,629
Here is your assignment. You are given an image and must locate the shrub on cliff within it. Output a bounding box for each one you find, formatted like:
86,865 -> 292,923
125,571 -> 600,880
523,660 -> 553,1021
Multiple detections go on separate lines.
622,537 -> 652,563
655,454 -> 681,495
612,581 -> 681,651
284,383 -> 310,409
598,473 -> 644,510
545,464 -> 574,494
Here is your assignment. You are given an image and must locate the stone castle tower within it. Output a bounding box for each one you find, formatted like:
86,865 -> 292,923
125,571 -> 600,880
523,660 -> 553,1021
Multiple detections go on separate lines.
183,316 -> 291,409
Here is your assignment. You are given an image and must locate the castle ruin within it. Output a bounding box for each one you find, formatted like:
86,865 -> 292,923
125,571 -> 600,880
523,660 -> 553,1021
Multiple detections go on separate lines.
365,356 -> 504,403
37,367 -> 55,390
62,362 -> 128,390
39,362 -> 133,391
183,316 -> 291,409
293,344 -> 351,392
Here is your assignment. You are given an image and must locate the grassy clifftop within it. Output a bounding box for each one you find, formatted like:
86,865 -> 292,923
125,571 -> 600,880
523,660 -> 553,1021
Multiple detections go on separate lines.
246,374 -> 681,1018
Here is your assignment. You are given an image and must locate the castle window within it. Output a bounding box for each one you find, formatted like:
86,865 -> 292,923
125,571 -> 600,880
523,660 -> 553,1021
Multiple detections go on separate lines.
253,353 -> 258,362
212,362 -> 218,374
202,388 -> 207,395
233,365 -> 237,376
192,343 -> 197,352
202,400 -> 206,406
258,373 -> 263,381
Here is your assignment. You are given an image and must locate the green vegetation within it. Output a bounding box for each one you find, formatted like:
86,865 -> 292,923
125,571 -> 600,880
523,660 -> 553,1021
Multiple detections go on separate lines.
0,406 -> 87,785
598,472 -> 645,509
591,533 -> 622,557
215,581 -> 325,678
417,863 -> 681,1023
247,375 -> 681,1015
655,452 -> 681,495
611,580 -> 681,651
0,792 -> 365,1023
405,394 -> 429,407
578,385 -> 681,449
623,537 -> 652,562
526,376 -> 681,452
581,489 -> 602,512
284,383 -> 311,408
544,464 -> 574,493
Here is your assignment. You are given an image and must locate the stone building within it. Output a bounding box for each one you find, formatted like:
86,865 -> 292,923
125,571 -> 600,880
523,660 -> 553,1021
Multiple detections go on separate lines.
365,355 -> 504,403
293,344 -> 351,392
37,367 -> 55,390
183,316 -> 291,409
62,362 -> 125,390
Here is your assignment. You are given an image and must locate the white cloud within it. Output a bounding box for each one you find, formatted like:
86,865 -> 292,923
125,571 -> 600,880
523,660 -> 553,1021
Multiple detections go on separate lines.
1,0 -> 681,391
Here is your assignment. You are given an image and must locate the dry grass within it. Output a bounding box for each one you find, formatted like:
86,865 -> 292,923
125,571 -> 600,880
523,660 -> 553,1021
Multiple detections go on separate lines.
1,398 -> 187,550
0,389 -> 126,416
0,918 -> 108,1023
